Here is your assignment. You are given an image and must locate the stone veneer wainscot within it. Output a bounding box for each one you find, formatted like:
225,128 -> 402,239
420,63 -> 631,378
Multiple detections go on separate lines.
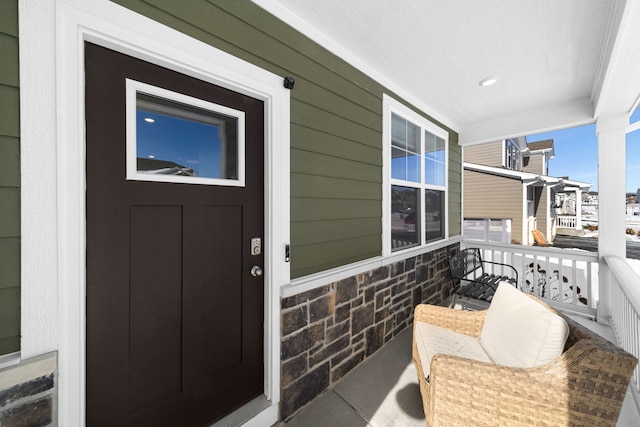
279,244 -> 457,419
0,352 -> 57,426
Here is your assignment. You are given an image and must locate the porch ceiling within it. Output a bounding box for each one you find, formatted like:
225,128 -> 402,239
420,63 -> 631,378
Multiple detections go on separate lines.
253,0 -> 640,144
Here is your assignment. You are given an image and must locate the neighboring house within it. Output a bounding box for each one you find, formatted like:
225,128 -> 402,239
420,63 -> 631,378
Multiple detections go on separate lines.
2,1 -> 639,427
464,138 -> 591,244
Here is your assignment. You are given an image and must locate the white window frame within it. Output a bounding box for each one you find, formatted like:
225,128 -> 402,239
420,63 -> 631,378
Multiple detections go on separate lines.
382,94 -> 449,256
503,139 -> 521,171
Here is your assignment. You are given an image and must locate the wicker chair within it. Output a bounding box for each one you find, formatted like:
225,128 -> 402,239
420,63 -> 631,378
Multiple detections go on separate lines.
412,302 -> 638,426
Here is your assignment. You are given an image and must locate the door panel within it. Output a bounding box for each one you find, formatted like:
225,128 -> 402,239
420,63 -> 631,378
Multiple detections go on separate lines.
85,42 -> 265,427
129,205 -> 183,414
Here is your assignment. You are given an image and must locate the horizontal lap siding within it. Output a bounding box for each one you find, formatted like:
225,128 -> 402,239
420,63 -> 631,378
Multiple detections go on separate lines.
112,0 -> 460,278
465,141 -> 503,167
464,170 -> 524,244
523,155 -> 543,174
0,0 -> 20,355
448,135 -> 462,236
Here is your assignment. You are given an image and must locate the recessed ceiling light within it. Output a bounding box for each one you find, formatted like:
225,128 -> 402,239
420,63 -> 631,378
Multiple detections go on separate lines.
148,155 -> 155,159
144,117 -> 155,123
479,76 -> 500,87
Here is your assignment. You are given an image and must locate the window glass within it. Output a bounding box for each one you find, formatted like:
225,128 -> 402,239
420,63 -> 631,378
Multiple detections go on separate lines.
425,132 -> 446,186
504,139 -> 521,171
391,113 -> 420,183
391,186 -> 420,250
425,189 -> 445,242
136,94 -> 238,180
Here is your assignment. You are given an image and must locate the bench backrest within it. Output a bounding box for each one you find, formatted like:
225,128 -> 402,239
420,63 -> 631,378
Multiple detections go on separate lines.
449,248 -> 484,279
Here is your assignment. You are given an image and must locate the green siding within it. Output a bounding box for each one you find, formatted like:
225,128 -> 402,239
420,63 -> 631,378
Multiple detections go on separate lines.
112,0 -> 461,278
0,0 -> 20,355
448,139 -> 463,236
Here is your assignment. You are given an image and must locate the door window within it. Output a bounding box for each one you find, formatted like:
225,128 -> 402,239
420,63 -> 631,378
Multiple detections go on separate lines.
126,79 -> 245,186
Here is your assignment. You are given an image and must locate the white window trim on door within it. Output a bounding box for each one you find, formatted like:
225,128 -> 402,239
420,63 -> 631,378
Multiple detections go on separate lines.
20,1 -> 290,426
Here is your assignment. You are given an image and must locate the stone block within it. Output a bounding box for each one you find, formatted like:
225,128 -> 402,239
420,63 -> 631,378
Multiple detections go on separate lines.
364,287 -> 374,303
415,264 -> 427,284
281,362 -> 330,420
362,266 -> 389,286
365,324 -> 385,357
404,256 -> 416,271
281,323 -> 325,360
351,303 -> 374,336
0,396 -> 51,427
335,304 -> 350,323
390,261 -> 405,277
330,347 -> 352,366
331,351 -> 364,383
281,306 -> 308,337
335,277 -> 357,304
281,354 -> 308,387
326,319 -> 350,342
282,285 -> 330,308
0,375 -> 54,408
308,335 -> 350,367
309,294 -> 334,322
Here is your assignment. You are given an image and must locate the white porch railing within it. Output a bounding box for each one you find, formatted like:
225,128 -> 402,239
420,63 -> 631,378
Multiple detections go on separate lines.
461,241 -> 598,318
556,215 -> 578,229
602,255 -> 640,411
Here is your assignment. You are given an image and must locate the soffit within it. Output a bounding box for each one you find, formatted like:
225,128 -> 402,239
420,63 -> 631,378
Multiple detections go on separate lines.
254,0 -> 632,143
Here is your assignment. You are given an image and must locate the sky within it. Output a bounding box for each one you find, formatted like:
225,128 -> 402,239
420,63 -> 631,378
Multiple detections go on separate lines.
137,110 -> 223,179
527,109 -> 640,193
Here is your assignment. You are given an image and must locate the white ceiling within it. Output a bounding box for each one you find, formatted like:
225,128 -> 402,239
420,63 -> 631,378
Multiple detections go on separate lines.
253,0 -> 640,144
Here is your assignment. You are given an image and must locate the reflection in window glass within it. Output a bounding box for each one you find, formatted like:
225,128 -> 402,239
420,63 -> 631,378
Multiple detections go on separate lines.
391,186 -> 419,250
136,93 -> 239,180
425,189 -> 445,243
424,131 -> 446,186
391,113 -> 420,182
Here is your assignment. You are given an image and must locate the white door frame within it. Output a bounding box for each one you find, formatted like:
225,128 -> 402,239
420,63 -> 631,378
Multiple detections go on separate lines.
20,1 -> 290,425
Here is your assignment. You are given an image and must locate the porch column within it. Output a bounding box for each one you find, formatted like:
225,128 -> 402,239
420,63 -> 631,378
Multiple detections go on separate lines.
596,114 -> 628,323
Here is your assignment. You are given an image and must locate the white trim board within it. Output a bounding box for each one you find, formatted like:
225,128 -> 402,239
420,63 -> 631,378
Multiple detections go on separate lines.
20,1 -> 290,425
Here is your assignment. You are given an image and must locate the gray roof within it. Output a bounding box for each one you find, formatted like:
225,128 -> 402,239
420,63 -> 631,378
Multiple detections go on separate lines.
527,139 -> 553,151
527,139 -> 554,151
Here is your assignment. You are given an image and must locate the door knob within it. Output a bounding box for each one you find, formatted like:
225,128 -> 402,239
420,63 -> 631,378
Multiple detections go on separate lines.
250,266 -> 263,277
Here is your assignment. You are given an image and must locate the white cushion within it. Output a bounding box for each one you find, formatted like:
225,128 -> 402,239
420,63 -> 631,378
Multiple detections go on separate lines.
480,282 -> 569,368
415,322 -> 492,379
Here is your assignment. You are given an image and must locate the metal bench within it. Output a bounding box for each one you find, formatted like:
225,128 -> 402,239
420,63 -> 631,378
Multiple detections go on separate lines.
448,248 -> 518,309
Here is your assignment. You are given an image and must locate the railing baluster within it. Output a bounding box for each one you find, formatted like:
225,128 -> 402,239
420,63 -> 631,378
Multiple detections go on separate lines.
462,240 -> 598,317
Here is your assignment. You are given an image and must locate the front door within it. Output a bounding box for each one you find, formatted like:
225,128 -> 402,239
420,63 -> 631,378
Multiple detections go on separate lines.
85,42 -> 265,426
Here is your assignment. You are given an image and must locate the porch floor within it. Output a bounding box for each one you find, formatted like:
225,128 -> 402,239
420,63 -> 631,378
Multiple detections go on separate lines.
274,312 -> 639,427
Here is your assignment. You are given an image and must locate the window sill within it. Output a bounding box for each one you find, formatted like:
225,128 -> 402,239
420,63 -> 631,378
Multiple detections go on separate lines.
0,351 -> 21,370
281,235 -> 462,298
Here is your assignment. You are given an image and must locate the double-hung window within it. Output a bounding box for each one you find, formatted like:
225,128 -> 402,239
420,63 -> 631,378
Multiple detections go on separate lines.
504,139 -> 521,171
383,95 -> 448,254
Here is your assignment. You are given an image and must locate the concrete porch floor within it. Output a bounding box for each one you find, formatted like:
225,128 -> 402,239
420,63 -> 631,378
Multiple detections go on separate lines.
274,313 -> 640,427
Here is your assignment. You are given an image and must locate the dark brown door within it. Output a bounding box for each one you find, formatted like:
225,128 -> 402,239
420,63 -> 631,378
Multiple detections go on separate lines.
85,43 -> 264,427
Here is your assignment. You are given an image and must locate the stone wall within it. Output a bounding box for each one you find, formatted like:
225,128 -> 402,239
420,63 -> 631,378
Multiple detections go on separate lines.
280,244 -> 457,419
0,352 -> 57,427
